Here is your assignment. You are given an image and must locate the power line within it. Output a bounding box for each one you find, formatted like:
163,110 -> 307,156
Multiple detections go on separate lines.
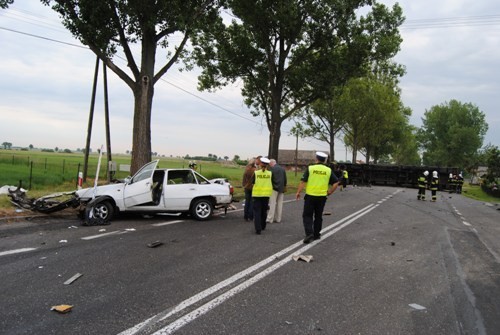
0,26 -> 87,48
402,14 -> 500,29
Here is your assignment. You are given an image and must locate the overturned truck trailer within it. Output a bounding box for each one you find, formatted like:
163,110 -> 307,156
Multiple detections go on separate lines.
342,163 -> 460,191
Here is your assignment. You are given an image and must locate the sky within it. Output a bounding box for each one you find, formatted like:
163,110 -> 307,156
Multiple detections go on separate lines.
0,1 -> 499,161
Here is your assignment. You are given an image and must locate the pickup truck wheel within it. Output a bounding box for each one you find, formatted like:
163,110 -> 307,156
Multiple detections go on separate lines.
191,199 -> 213,221
84,200 -> 114,225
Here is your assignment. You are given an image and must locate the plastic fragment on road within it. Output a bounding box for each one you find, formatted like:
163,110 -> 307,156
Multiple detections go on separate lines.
147,241 -> 164,248
125,228 -> 136,231
59,240 -> 68,243
292,255 -> 313,263
99,229 -> 106,232
64,273 -> 83,285
409,303 -> 426,310
51,304 -> 73,314
323,211 -> 332,215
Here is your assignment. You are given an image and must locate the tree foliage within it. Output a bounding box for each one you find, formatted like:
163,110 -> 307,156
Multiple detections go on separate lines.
191,0 -> 404,160
2,142 -> 13,149
337,76 -> 407,163
417,100 -> 488,167
299,88 -> 345,162
0,0 -> 13,9
483,145 -> 500,183
40,0 -> 223,173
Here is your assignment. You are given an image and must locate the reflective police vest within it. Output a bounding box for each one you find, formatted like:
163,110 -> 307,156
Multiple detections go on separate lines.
252,169 -> 273,197
343,170 -> 348,179
305,164 -> 332,196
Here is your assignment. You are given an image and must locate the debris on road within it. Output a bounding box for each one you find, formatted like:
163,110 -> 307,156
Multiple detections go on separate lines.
51,304 -> 73,314
292,255 -> 313,263
409,303 -> 426,310
323,211 -> 332,215
64,273 -> 83,285
147,241 -> 164,248
59,240 -> 68,243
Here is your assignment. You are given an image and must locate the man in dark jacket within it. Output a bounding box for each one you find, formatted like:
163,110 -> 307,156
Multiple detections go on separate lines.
266,159 -> 287,224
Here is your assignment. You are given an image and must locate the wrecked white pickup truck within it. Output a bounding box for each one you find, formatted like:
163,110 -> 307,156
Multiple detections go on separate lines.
8,160 -> 233,225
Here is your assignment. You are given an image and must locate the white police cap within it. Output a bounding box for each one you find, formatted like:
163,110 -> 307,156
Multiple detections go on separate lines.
260,157 -> 270,164
316,151 -> 328,158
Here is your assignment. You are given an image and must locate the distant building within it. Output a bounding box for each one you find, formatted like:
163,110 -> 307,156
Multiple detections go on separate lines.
470,166 -> 488,185
277,149 -> 319,171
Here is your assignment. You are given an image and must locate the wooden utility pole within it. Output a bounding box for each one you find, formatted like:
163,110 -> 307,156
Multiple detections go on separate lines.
83,56 -> 100,182
103,61 -> 113,182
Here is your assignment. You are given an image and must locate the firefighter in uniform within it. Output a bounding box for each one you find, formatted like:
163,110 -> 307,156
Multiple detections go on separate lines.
417,170 -> 429,200
457,173 -> 464,194
430,171 -> 439,202
340,165 -> 349,191
251,157 -> 273,235
296,152 -> 339,244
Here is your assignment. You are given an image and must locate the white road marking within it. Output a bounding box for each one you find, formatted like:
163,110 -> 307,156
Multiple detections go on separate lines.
463,221 -> 472,226
118,203 -> 377,335
152,220 -> 183,227
81,231 -> 125,240
0,248 -> 37,257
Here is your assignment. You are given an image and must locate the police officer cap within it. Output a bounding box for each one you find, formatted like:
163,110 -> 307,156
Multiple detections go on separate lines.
316,151 -> 328,160
260,157 -> 270,164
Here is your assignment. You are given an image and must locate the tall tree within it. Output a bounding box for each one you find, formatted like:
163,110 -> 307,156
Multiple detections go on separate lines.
483,145 -> 500,183
0,0 -> 13,9
338,76 -> 402,163
300,90 -> 345,161
417,100 -> 488,167
192,0 -> 404,160
388,121 -> 421,165
40,0 -> 223,173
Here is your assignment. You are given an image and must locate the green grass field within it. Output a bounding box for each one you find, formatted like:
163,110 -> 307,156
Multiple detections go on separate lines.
0,149 -> 304,210
1,149 -> 497,212
461,184 -> 500,204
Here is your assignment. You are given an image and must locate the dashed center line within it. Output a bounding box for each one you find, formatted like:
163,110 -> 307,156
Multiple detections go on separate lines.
0,248 -> 37,257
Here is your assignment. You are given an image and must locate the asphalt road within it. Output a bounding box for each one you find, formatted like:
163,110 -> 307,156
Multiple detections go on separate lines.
1,186 -> 499,335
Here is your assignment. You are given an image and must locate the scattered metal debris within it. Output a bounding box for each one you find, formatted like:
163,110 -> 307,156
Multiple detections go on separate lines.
409,303 -> 426,310
147,241 -> 164,248
64,273 -> 83,285
292,255 -> 313,263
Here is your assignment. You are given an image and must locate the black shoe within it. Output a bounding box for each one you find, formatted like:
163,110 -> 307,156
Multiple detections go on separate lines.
303,234 -> 314,244
314,235 -> 321,240
256,231 -> 261,235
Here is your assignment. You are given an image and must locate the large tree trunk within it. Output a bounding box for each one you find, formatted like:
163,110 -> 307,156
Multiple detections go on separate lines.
130,35 -> 156,174
329,125 -> 335,162
130,81 -> 153,174
268,119 -> 282,161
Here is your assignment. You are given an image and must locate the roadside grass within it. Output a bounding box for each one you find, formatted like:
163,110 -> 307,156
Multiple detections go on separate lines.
461,184 -> 500,204
0,149 -> 307,214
